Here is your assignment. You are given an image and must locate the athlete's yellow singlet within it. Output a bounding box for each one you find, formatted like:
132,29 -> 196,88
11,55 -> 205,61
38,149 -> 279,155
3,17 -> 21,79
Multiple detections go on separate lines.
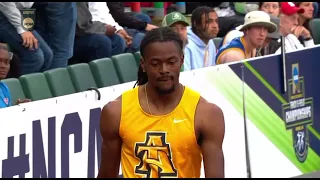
119,86 -> 202,178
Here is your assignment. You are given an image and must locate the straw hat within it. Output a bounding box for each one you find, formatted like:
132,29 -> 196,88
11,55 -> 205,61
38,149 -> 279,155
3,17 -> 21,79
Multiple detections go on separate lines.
236,11 -> 277,33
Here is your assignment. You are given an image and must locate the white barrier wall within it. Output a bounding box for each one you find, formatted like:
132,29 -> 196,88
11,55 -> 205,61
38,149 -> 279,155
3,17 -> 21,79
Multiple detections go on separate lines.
0,64 -> 305,178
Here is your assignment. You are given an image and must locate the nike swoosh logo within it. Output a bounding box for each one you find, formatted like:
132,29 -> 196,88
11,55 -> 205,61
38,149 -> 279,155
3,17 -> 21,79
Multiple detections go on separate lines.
174,119 -> 188,123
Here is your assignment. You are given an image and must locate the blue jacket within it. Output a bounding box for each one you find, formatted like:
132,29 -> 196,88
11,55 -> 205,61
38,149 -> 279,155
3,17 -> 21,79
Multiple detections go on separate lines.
184,27 -> 216,71
0,82 -> 11,108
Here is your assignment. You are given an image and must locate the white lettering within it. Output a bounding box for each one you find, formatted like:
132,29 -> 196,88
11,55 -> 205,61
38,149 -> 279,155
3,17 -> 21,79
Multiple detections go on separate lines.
290,99 -> 305,109
286,106 -> 312,123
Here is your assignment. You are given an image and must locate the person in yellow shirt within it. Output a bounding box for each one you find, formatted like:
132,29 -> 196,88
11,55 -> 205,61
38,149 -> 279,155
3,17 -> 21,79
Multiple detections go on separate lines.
97,27 -> 225,178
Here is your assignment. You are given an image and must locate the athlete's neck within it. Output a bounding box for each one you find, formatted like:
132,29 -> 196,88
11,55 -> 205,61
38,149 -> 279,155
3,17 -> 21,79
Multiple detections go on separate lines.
146,83 -> 184,110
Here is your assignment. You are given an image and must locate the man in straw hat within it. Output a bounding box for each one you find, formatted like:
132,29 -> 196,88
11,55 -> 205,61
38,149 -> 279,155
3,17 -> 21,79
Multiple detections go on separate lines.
257,16 -> 281,56
218,15 -> 281,55
216,10 -> 277,65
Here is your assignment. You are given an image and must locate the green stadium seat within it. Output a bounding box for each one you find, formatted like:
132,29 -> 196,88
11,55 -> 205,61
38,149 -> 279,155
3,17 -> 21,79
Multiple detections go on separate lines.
309,18 -> 320,45
1,78 -> 26,105
111,53 -> 138,83
67,63 -> 97,92
44,68 -> 76,97
19,73 -> 53,101
89,58 -> 120,88
134,51 -> 141,67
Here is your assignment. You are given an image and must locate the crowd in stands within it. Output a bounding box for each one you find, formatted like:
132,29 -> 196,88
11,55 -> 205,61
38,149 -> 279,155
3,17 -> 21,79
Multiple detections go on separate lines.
0,2 -> 319,108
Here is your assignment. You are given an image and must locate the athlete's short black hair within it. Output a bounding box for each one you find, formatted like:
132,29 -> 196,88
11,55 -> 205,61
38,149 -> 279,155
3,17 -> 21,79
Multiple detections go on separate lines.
134,27 -> 183,87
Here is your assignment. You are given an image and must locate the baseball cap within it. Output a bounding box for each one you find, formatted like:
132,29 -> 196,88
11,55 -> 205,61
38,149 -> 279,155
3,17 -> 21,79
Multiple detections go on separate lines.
281,2 -> 305,16
161,12 -> 189,27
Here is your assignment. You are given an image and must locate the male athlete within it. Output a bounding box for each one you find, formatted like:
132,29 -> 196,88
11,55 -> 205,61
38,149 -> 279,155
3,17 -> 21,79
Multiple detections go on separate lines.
98,27 -> 225,178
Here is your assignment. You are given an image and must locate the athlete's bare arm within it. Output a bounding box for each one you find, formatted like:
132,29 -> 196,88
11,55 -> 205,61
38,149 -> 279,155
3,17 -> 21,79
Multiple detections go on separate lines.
220,50 -> 245,64
97,97 -> 122,178
196,98 -> 225,178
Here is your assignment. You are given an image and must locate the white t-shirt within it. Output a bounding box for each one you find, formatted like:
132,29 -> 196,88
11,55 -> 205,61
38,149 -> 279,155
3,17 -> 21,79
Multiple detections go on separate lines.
222,29 -> 244,46
275,34 -> 315,54
88,2 -> 124,32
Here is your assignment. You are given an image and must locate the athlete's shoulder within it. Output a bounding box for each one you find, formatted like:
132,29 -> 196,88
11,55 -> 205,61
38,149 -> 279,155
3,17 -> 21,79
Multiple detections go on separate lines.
102,95 -> 122,119
100,95 -> 122,135
184,85 -> 200,94
122,86 -> 137,95
102,86 -> 139,115
196,97 -> 224,120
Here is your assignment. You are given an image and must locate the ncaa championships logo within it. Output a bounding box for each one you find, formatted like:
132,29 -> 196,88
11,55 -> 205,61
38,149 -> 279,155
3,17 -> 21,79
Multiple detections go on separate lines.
282,63 -> 314,163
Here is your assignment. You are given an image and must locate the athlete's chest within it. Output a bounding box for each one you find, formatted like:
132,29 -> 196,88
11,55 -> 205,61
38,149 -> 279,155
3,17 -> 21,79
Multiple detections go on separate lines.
121,115 -> 198,152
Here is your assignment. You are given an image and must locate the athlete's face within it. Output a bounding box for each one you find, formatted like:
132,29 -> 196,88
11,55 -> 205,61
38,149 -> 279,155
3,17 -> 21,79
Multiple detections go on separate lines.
141,41 -> 183,94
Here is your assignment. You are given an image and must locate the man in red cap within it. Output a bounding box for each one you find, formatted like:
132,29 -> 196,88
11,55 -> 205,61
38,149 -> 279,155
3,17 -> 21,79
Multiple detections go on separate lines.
276,2 -> 315,54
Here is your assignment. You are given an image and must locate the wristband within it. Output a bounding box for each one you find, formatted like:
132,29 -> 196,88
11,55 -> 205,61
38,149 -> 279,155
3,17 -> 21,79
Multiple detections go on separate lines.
304,37 -> 312,41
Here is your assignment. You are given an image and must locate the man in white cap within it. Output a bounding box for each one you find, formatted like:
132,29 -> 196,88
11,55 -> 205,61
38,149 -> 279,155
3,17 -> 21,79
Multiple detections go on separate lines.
275,2 -> 315,54
216,10 -> 277,65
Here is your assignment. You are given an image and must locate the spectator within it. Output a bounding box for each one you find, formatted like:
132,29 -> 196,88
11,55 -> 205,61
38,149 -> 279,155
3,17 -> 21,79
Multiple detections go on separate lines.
184,6 -> 219,71
219,16 -> 280,52
216,11 -> 277,64
295,2 -> 314,29
257,16 -> 281,56
32,2 -> 77,69
0,43 -> 30,108
107,2 -> 157,33
259,2 -> 281,17
88,2 -> 144,53
71,2 -> 125,64
161,12 -> 189,72
295,2 -> 315,44
0,43 -> 12,108
0,2 -> 53,75
219,2 -> 281,49
161,12 -> 189,48
275,2 -> 315,54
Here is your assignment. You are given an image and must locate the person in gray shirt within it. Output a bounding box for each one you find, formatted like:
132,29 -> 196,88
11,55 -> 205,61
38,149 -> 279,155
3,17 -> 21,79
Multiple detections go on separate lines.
0,2 -> 53,75
69,2 -> 126,64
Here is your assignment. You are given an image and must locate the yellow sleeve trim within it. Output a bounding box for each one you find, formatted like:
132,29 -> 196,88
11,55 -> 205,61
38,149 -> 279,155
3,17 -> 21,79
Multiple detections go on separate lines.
216,48 -> 245,65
